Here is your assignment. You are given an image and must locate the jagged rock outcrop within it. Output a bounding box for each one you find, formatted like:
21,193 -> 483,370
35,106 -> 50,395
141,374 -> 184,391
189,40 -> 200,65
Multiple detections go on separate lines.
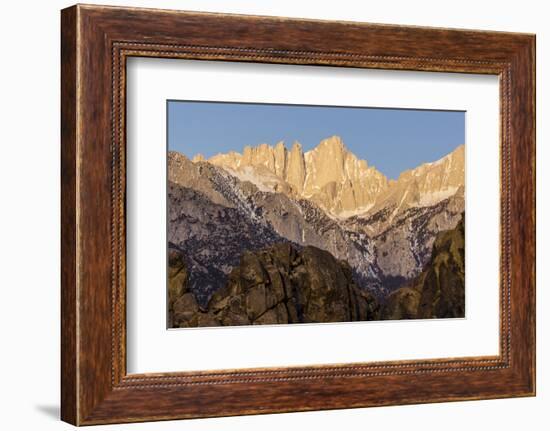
205,136 -> 464,220
286,141 -> 306,193
382,213 -> 465,320
302,136 -> 388,215
169,243 -> 380,328
365,144 -> 465,224
207,136 -> 388,217
168,247 -> 194,328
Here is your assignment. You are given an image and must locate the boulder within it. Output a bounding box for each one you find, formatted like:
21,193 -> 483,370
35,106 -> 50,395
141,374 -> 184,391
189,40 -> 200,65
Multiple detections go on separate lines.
382,213 -> 465,320
168,242 -> 380,327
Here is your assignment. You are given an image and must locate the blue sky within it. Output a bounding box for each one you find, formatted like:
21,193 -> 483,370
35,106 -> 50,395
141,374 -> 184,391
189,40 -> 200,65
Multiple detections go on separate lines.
168,101 -> 465,180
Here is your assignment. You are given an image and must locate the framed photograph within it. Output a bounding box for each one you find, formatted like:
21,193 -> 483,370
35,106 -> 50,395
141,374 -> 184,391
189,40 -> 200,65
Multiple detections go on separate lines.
61,4 -> 536,425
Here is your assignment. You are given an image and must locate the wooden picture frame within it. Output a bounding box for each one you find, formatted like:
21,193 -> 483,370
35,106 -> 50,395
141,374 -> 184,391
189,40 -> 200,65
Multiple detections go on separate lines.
61,4 -> 535,425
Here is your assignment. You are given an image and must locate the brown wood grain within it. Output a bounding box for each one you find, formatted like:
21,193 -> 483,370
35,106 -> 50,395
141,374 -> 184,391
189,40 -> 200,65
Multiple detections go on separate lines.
60,5 -> 78,425
60,4 -> 536,425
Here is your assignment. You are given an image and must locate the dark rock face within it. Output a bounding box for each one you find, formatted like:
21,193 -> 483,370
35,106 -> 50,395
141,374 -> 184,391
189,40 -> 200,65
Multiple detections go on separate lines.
168,247 -> 193,328
382,213 -> 465,320
169,242 -> 380,328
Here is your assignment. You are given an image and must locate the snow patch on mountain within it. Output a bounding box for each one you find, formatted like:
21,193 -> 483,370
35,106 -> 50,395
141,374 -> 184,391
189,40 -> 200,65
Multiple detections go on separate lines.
222,166 -> 273,193
417,186 -> 459,207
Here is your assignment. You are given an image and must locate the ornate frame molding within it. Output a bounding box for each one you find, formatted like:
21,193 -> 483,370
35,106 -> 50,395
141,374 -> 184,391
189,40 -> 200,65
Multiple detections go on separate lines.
61,5 -> 535,425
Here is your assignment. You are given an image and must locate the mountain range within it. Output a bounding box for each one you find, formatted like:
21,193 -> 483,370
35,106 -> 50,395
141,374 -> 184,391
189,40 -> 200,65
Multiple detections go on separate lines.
168,136 -> 465,323
197,135 -> 463,220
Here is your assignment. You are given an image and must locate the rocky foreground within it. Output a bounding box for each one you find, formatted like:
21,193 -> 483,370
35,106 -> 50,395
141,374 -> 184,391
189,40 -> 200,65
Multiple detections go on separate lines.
382,213 -> 465,320
169,213 -> 465,327
169,242 -> 379,327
